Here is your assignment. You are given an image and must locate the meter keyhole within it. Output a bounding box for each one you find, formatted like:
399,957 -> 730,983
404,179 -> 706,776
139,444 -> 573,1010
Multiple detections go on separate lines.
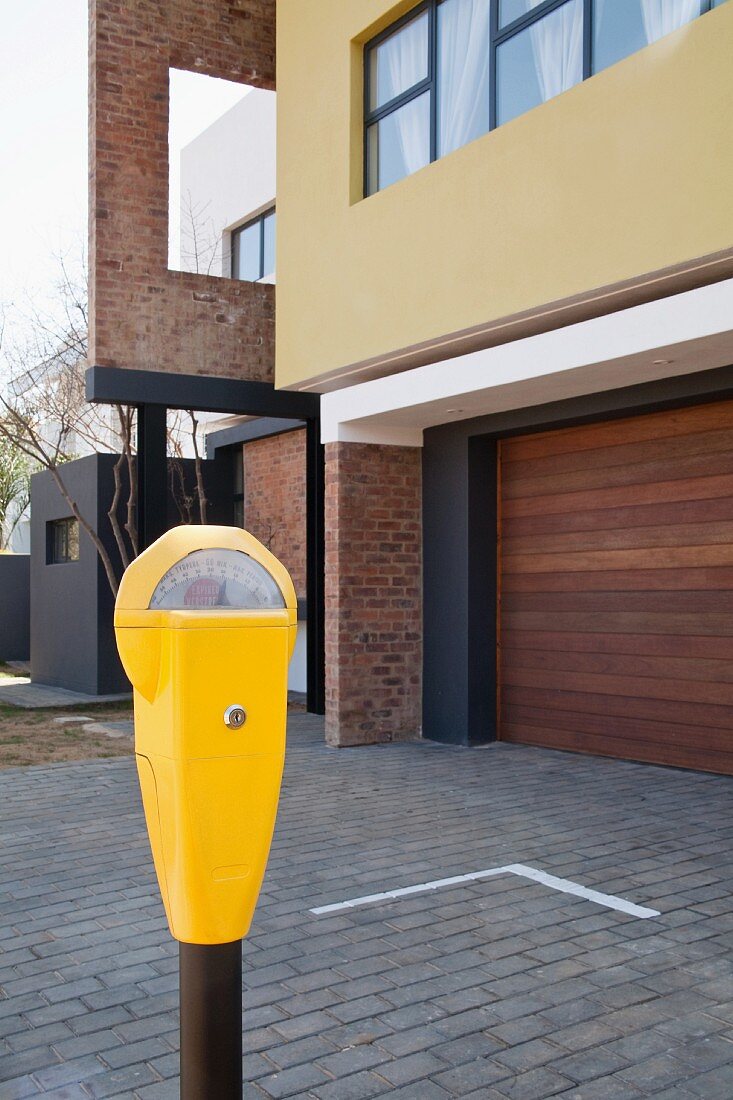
223,705 -> 247,731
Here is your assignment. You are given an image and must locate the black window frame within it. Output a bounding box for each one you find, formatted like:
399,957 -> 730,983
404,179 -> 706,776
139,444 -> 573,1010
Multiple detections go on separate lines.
364,0 -> 716,196
230,206 -> 276,282
46,518 -> 80,565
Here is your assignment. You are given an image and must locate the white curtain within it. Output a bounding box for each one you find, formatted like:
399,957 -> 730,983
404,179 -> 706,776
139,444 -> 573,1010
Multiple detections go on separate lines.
526,0 -> 584,103
438,0 -> 491,156
383,14 -> 430,175
641,0 -> 700,43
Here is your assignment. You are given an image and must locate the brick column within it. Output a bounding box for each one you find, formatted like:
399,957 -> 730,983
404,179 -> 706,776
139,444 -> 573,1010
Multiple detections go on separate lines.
325,442 -> 422,747
243,429 -> 307,599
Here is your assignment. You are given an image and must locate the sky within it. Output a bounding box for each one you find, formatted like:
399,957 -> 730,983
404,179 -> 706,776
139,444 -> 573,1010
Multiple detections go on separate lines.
0,1 -> 248,349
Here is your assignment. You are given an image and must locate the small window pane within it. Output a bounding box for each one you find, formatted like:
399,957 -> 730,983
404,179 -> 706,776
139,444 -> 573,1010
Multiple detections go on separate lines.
369,10 -> 429,111
67,522 -> 79,562
593,0 -> 646,72
262,211 -> 276,277
233,222 -> 261,281
593,0 -> 701,73
499,0 -> 532,27
367,91 -> 431,194
437,0 -> 491,157
496,0 -> 583,127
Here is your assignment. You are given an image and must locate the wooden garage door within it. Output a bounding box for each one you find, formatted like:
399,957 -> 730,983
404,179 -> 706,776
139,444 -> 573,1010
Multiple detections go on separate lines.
499,399 -> 733,775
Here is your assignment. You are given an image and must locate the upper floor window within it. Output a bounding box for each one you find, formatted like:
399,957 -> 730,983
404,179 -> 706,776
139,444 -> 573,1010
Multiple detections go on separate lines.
231,208 -> 276,281
365,0 -> 725,195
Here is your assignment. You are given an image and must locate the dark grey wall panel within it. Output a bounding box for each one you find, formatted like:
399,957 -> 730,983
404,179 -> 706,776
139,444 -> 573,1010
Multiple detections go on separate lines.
31,456 -> 110,695
422,433 -> 497,746
31,453 -> 233,696
0,555 -> 30,661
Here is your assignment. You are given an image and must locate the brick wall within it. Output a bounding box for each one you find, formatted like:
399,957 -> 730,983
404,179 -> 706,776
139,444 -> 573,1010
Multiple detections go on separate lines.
243,429 -> 306,599
325,442 -> 422,747
89,0 -> 275,379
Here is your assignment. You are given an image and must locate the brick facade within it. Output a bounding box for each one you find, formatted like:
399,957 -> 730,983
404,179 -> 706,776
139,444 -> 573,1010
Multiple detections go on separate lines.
325,442 -> 422,747
89,0 -> 275,378
243,429 -> 306,599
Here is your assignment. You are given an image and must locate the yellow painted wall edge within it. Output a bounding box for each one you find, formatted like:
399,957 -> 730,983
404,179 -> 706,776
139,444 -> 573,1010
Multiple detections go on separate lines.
275,2 -> 733,391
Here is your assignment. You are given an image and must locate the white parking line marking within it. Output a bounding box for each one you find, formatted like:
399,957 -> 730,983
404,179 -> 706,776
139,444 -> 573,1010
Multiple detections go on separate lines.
309,863 -> 660,919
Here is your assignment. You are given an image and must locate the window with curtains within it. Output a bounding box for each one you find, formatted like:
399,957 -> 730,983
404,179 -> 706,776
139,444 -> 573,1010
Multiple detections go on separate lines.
364,0 -> 726,195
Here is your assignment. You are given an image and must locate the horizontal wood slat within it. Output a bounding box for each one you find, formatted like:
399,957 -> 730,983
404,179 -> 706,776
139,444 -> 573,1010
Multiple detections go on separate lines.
502,646 -> 733,683
503,611 -> 733,634
503,473 -> 733,520
503,426 -> 733,483
504,401 -> 733,461
501,684 -> 733,733
504,520 -> 733,557
502,591 -> 733,613
499,400 -> 733,774
503,568 -> 733,593
501,629 -> 733,661
503,449 -> 733,501
503,704 -> 731,751
503,496 -> 733,538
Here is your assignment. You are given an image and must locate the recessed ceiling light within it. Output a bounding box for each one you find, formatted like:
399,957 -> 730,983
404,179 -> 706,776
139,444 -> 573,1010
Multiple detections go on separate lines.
652,359 -> 671,365
445,408 -> 464,414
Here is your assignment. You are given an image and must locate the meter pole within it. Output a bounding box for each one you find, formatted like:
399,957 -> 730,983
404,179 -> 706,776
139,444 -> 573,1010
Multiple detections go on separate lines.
179,941 -> 242,1099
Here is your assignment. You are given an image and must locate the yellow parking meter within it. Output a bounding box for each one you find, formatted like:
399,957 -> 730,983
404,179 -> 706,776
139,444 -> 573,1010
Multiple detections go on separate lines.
114,525 -> 297,947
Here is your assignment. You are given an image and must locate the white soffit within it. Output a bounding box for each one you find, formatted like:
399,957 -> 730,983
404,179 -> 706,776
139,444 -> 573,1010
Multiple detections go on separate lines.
320,277 -> 733,446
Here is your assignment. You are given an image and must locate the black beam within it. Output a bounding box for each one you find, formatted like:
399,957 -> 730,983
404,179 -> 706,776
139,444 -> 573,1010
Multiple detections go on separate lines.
86,366 -> 320,420
206,418 -> 305,459
306,419 -> 325,715
137,404 -> 168,550
179,941 -> 242,1100
426,363 -> 733,445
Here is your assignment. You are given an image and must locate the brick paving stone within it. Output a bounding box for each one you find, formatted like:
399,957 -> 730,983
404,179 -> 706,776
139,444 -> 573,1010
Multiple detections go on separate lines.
492,1037 -> 564,1073
387,1083 -> 453,1099
264,1034 -> 337,1069
615,1052 -> 694,1091
554,1077 -> 648,1099
375,1051 -> 448,1086
83,1062 -> 159,1097
684,1062 -> 733,1097
0,1075 -> 43,1099
311,1069 -> 387,1099
1,717 -> 733,1097
256,1062 -> 331,1097
493,1066 -> 573,1098
432,1057 -> 511,1093
32,1054 -> 108,1091
549,1046 -> 629,1083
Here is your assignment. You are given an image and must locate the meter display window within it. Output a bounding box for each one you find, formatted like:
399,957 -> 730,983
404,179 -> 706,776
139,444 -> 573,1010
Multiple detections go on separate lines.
148,549 -> 285,610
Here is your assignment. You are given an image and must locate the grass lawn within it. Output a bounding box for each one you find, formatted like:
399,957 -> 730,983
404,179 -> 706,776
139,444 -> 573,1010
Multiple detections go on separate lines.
0,663 -> 134,767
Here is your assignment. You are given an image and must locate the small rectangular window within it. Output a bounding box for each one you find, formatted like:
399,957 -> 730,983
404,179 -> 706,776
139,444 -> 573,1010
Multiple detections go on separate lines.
47,518 -> 80,564
231,208 -> 276,282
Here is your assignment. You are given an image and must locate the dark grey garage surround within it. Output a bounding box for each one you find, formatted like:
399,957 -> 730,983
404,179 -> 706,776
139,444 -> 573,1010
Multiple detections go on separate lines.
2,715 -> 733,1098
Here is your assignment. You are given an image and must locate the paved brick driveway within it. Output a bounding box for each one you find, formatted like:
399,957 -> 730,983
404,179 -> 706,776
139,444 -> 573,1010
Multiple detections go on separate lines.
2,714 -> 733,1098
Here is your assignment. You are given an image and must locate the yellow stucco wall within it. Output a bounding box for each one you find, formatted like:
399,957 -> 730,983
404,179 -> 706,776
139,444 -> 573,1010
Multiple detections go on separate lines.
276,2 -> 733,390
